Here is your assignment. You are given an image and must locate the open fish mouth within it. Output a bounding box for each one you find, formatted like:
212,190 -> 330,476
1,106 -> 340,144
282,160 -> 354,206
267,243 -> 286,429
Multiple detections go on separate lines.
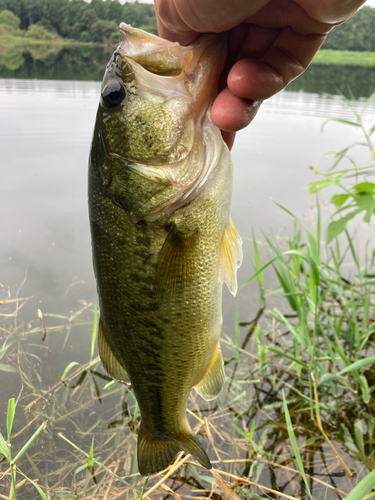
118,22 -> 190,76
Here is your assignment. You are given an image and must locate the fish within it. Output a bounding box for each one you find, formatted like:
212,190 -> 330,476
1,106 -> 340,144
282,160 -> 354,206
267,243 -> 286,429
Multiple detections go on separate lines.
88,23 -> 243,477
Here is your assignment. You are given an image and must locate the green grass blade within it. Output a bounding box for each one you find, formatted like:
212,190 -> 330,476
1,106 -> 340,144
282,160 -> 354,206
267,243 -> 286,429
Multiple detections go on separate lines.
12,422 -> 46,464
339,356 -> 375,375
0,432 -> 10,458
252,228 -> 265,308
345,468 -> 375,500
235,309 -> 240,352
87,435 -> 95,469
282,391 -> 312,500
7,398 -> 15,442
14,469 -> 48,500
0,363 -> 19,373
60,361 -> 85,382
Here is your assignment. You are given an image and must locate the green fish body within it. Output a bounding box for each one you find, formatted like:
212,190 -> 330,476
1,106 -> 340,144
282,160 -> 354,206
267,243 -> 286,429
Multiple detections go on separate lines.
89,24 -> 242,477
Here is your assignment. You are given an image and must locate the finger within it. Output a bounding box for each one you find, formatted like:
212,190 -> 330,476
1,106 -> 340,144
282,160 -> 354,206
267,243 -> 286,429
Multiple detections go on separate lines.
155,0 -> 198,44
156,0 -> 271,44
211,87 -> 262,132
246,0 -> 334,35
228,27 -> 325,100
235,25 -> 281,60
294,0 -> 367,24
221,131 -> 236,151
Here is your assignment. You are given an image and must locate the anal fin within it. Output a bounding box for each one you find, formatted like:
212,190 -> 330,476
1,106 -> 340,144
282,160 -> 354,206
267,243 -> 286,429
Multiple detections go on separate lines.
219,218 -> 243,296
194,345 -> 225,401
98,320 -> 131,384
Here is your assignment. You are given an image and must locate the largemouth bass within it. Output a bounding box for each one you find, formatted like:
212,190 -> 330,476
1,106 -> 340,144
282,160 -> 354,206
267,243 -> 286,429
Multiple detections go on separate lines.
89,23 -> 242,477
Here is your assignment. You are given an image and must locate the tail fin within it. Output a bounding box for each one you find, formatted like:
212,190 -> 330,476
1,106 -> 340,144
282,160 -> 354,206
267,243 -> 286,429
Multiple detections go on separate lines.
137,424 -> 211,477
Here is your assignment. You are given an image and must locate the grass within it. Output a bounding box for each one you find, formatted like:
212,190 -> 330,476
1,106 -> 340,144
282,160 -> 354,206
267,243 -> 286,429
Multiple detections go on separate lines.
312,49 -> 375,67
1,95 -> 375,499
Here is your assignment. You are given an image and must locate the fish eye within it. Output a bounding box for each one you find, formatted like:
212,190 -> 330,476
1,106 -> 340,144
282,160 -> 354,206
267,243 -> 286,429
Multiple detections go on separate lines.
102,80 -> 126,108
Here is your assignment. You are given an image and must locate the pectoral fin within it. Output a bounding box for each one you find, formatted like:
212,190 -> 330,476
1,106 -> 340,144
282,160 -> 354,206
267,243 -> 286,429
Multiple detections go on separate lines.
98,320 -> 131,385
219,219 -> 243,296
194,345 -> 225,401
154,226 -> 199,297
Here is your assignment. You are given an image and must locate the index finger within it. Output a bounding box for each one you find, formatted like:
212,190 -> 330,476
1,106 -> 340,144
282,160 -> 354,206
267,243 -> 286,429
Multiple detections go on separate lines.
155,0 -> 270,44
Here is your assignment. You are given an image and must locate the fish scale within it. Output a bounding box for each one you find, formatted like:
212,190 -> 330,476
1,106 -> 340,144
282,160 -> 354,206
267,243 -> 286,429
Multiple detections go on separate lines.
89,23 -> 242,476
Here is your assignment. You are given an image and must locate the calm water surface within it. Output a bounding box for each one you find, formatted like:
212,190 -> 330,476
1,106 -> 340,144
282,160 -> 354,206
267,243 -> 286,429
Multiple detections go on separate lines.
1,78 -> 375,499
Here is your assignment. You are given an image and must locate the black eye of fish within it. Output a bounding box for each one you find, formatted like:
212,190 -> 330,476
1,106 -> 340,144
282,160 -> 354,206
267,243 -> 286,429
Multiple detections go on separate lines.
102,81 -> 126,108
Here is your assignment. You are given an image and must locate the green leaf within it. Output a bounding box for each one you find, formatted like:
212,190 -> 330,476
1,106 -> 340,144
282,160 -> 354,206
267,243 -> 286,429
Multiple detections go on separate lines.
60,361 -> 84,382
321,117 -> 361,132
0,432 -> 10,458
0,363 -> 19,373
339,356 -> 375,375
16,470 -> 48,500
235,309 -> 240,351
286,250 -> 320,286
309,179 -> 338,195
355,194 -> 375,223
360,375 -> 370,404
87,435 -> 95,469
319,356 -> 375,386
283,392 -> 312,500
327,209 -> 362,243
331,194 -> 349,207
12,422 -> 46,464
305,228 -> 320,267
354,182 -> 375,194
345,468 -> 375,500
7,398 -> 15,442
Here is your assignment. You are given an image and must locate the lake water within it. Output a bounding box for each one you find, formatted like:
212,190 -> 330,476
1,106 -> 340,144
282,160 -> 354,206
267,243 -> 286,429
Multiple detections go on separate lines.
1,61 -> 375,499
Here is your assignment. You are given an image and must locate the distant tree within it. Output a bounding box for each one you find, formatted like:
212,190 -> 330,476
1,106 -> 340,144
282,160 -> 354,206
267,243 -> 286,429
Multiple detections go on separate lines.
90,19 -> 118,44
0,0 -> 159,40
0,9 -> 21,31
323,6 -> 375,51
25,23 -> 55,40
70,9 -> 98,39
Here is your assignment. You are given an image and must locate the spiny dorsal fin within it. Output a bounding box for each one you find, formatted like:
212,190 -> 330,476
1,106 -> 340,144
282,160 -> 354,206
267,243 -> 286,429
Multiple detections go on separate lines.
219,219 -> 243,296
194,345 -> 225,401
98,320 -> 131,385
154,226 -> 199,298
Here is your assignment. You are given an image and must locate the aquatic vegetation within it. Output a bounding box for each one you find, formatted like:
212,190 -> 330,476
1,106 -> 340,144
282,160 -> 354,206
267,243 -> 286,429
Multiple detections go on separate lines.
1,94 -> 375,498
309,90 -> 375,242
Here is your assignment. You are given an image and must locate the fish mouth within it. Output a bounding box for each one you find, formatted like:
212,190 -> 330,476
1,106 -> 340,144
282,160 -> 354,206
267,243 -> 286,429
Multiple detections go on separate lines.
118,23 -> 191,77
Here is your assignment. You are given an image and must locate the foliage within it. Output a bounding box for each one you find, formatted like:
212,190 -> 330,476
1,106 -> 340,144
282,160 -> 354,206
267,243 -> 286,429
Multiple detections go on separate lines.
323,6 -> 375,52
0,399 -> 47,499
0,8 -> 20,31
308,91 -> 375,242
89,19 -> 118,44
0,0 -> 157,42
24,23 -> 56,40
312,49 -> 375,67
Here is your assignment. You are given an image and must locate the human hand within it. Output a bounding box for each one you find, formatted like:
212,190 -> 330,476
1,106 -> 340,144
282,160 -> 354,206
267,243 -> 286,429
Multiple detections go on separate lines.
155,0 -> 366,149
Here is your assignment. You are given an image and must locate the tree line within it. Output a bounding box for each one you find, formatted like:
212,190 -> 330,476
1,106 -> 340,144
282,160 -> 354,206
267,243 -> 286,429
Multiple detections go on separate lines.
0,0 -> 374,50
0,0 -> 157,43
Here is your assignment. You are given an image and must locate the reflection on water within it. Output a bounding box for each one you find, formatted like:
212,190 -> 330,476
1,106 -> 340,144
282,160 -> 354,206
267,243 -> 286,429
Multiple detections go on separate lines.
288,63 -> 375,99
0,43 -> 112,81
1,42 -> 375,97
1,79 -> 375,499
